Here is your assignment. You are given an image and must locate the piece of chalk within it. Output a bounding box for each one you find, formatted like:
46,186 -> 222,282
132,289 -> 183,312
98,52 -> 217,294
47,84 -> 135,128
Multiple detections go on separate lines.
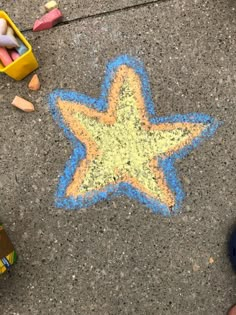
8,49 -> 20,61
11,96 -> 35,112
6,26 -> 14,36
229,305 -> 236,315
44,0 -> 58,12
33,8 -> 63,32
0,18 -> 7,35
0,35 -> 19,48
16,39 -> 28,55
0,47 -> 12,67
6,27 -> 19,49
28,74 -> 40,91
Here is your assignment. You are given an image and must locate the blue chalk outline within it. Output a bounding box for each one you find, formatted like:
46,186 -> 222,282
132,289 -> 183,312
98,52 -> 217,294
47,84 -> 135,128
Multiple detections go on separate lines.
48,55 -> 220,215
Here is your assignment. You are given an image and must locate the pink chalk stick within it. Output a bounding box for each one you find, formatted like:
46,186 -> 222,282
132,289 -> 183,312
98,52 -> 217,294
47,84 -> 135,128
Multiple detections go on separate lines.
9,49 -> 20,61
0,47 -> 12,67
0,35 -> 19,48
33,8 -> 63,32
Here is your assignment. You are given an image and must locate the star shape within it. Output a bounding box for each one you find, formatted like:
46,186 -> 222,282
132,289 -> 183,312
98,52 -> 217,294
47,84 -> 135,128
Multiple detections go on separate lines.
49,55 -> 219,215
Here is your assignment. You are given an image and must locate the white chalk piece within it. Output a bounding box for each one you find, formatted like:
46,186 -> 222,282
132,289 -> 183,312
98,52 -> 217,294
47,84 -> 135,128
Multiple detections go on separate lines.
44,0 -> 58,12
0,18 -> 7,35
6,27 -> 20,49
0,35 -> 19,48
6,26 -> 14,36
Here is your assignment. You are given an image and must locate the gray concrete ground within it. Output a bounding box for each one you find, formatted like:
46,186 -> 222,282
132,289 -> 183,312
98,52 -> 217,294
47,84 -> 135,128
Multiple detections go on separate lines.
0,0 -> 236,314
1,0 -> 156,30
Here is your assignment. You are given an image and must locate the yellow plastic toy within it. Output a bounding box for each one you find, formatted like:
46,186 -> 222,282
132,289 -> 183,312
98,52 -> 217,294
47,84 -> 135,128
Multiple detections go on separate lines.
0,224 -> 16,274
0,11 -> 39,80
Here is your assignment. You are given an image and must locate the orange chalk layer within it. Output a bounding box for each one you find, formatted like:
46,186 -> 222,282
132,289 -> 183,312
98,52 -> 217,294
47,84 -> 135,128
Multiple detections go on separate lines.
28,74 -> 40,90
11,96 -> 35,112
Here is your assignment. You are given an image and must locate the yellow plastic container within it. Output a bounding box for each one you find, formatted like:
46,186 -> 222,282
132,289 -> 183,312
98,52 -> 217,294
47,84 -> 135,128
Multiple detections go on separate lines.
0,11 -> 39,80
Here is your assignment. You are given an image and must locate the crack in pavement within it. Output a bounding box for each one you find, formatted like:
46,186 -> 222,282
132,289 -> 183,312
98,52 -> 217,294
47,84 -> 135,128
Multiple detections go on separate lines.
22,0 -> 169,33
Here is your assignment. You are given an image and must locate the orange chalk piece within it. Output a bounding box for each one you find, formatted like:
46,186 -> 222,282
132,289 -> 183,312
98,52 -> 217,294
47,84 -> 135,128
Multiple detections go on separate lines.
33,8 -> 63,32
11,96 -> 35,112
28,74 -> 40,91
0,47 -> 12,66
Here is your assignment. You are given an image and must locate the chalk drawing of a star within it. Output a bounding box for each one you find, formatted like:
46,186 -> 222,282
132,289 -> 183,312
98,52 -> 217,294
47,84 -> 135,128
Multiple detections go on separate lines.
49,55 -> 219,215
